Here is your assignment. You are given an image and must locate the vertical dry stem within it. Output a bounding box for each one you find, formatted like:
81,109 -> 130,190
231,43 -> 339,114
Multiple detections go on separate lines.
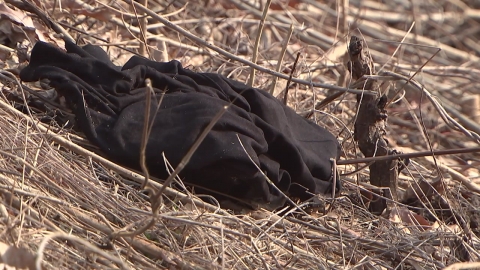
248,0 -> 272,86
348,36 -> 407,215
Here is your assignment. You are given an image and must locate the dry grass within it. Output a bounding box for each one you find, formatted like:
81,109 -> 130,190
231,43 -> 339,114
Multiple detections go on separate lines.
1,0 -> 480,269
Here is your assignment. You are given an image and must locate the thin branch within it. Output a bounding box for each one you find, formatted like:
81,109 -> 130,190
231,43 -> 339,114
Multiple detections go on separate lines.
248,0 -> 272,86
269,23 -> 294,95
139,79 -> 153,190
283,52 -> 301,105
337,146 -> 480,165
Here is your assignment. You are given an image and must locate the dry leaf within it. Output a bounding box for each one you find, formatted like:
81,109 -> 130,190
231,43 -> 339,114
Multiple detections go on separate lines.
0,1 -> 46,42
0,18 -> 33,46
403,178 -> 445,203
389,207 -> 432,233
431,221 -> 462,234
0,1 -> 33,27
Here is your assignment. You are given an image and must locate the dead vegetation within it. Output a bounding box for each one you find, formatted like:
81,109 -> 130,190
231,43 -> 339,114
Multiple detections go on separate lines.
1,0 -> 480,269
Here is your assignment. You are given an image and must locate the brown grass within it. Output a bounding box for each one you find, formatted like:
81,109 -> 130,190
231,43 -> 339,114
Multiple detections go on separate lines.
1,0 -> 480,269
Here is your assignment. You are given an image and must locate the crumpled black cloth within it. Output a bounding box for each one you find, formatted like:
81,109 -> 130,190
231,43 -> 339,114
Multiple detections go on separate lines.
19,40 -> 341,210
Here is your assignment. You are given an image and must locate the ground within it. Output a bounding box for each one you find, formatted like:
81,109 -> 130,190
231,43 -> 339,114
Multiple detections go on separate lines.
1,0 -> 480,269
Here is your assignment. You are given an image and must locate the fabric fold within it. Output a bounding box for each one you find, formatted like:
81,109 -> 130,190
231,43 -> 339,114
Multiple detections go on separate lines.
19,40 -> 341,210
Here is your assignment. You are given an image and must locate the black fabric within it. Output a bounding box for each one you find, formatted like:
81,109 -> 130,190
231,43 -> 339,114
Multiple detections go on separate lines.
19,41 -> 341,210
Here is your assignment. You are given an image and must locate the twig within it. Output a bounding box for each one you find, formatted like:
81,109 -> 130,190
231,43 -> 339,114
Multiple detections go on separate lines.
248,0 -> 271,87
36,232 -> 130,270
269,24 -> 294,95
139,79 -> 153,190
0,99 -> 226,214
381,71 -> 480,142
283,52 -> 300,105
61,207 -> 200,269
385,46 -> 440,107
0,44 -> 15,53
337,146 -> 480,165
377,21 -> 416,74
351,18 -> 480,64
113,105 -> 232,239
130,0 -> 151,58
340,0 -> 349,35
443,261 -> 480,270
